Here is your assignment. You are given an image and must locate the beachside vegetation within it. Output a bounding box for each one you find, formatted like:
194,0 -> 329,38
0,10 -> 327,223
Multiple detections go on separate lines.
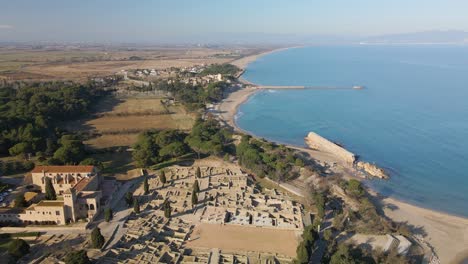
235,135 -> 304,181
199,63 -> 240,76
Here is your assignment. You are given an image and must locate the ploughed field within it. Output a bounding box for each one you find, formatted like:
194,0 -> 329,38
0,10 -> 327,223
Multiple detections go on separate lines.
67,97 -> 195,148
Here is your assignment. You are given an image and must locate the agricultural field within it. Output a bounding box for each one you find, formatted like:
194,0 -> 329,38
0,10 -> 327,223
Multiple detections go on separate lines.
80,97 -> 195,149
0,46 -> 247,81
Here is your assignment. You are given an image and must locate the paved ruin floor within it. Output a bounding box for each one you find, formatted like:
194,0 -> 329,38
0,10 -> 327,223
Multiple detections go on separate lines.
187,223 -> 300,257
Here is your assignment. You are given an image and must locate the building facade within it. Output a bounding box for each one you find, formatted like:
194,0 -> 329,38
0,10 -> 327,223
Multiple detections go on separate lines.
0,165 -> 104,226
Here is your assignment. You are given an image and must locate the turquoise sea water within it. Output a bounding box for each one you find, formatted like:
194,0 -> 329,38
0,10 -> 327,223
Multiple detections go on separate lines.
237,45 -> 468,217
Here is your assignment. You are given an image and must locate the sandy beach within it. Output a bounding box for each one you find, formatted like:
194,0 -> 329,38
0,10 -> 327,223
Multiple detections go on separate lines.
230,46 -> 300,70
220,49 -> 468,264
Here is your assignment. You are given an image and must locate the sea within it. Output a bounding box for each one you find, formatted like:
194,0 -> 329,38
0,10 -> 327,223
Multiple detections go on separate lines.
236,45 -> 468,217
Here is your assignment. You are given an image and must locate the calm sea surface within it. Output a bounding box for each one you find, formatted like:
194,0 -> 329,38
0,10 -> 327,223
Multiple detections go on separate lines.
237,45 -> 468,217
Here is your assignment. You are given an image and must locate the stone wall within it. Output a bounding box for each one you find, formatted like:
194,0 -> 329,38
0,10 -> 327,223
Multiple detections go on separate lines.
305,132 -> 356,164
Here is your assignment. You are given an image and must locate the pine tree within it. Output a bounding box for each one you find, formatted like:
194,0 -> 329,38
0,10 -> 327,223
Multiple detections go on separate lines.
191,191 -> 198,208
104,207 -> 113,222
195,167 -> 201,178
193,180 -> 200,193
14,193 -> 27,208
8,239 -> 30,260
133,199 -> 140,214
124,192 -> 133,207
164,201 -> 171,218
45,177 -> 57,200
159,170 -> 167,186
90,227 -> 105,249
64,250 -> 91,264
143,177 -> 149,195
295,241 -> 309,264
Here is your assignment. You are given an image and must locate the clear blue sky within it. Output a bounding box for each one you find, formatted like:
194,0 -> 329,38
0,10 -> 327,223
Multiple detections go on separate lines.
1,0 -> 467,43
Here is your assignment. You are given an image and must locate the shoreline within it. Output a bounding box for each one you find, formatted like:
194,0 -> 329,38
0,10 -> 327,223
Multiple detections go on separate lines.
219,48 -> 468,264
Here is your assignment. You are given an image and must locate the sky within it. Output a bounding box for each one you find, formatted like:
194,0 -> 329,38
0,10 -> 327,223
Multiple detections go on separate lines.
1,0 -> 468,43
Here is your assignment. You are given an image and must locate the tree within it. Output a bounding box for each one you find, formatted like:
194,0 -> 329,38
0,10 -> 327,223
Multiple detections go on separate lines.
195,167 -> 201,178
323,229 -> 333,241
124,192 -> 133,207
8,239 -> 30,260
295,241 -> 309,264
132,135 -> 158,167
346,179 -> 365,198
193,180 -> 200,193
64,250 -> 91,264
159,170 -> 167,186
313,191 -> 326,219
185,118 -> 229,158
330,244 -> 358,264
133,198 -> 140,214
104,207 -> 113,222
143,177 -> 149,195
164,201 -> 172,218
79,158 -> 103,170
159,141 -> 187,159
45,177 -> 57,200
90,227 -> 105,249
191,191 -> 198,208
53,135 -> 86,165
14,193 -> 27,208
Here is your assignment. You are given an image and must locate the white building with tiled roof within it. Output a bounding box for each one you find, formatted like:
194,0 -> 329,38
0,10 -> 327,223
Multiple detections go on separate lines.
0,165 -> 113,226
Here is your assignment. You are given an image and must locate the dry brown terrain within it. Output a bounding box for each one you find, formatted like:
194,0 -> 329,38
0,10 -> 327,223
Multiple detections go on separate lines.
187,223 -> 300,257
0,46 -> 256,81
65,97 -> 195,149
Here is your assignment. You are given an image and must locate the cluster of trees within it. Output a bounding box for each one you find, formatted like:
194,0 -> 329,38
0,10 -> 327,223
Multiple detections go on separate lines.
325,243 -> 409,264
153,79 -> 230,110
199,63 -> 240,76
294,225 -> 319,264
313,191 -> 327,220
132,130 -> 190,167
236,135 -> 303,180
48,134 -> 87,165
0,160 -> 34,176
185,118 -> 231,159
340,179 -> 390,234
132,118 -> 231,168
0,81 -> 106,158
7,238 -> 30,262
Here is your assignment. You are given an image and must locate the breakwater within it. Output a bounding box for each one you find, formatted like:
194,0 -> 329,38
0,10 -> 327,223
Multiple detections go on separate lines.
257,85 -> 361,90
305,132 -> 388,179
305,132 -> 357,164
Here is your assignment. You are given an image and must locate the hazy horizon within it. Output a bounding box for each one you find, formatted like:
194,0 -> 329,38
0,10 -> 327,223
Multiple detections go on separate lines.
2,0 -> 468,44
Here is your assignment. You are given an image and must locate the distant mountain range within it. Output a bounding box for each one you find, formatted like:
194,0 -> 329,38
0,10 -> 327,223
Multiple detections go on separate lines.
1,30 -> 468,46
360,30 -> 468,44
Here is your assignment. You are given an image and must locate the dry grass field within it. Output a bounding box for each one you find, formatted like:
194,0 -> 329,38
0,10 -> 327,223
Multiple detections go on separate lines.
0,47 -> 250,81
187,223 -> 300,257
81,97 -> 195,149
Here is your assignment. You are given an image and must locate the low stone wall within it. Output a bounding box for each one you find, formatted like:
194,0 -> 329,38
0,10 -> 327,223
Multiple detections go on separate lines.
305,132 -> 356,164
